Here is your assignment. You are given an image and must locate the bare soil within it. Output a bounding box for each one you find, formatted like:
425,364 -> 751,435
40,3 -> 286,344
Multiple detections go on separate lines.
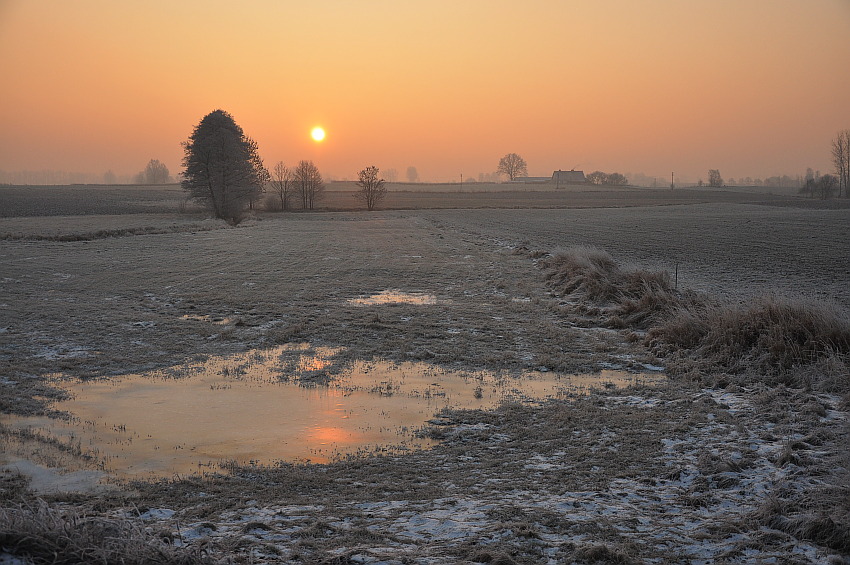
1,186 -> 848,563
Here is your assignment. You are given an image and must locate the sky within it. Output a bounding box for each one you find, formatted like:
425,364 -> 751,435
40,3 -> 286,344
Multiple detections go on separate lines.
1,0 -> 849,183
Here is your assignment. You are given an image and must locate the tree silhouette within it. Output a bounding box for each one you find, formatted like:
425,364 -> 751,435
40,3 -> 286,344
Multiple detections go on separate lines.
294,160 -> 324,210
497,153 -> 527,181
586,171 -> 607,185
142,159 -> 170,184
355,166 -> 387,211
832,130 -> 850,198
270,161 -> 294,211
181,110 -> 267,224
406,166 -> 419,183
708,169 -> 723,188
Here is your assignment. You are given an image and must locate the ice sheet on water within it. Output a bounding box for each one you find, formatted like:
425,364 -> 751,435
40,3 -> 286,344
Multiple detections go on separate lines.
1,343 -> 665,479
348,289 -> 442,305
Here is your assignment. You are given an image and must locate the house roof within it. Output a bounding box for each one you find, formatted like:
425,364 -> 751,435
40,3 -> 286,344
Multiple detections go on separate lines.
552,170 -> 586,183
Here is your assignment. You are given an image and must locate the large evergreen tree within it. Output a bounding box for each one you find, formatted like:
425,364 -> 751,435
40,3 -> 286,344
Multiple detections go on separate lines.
181,109 -> 268,224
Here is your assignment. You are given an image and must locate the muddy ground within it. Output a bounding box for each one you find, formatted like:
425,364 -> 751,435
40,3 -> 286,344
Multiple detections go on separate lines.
0,187 -> 848,563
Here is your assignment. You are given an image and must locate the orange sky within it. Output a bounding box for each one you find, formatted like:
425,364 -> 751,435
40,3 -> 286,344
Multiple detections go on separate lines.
1,0 -> 849,183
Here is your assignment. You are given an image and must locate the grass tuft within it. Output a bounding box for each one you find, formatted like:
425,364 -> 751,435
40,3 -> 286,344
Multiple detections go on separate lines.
540,246 -> 682,329
0,500 -> 219,564
542,246 -> 850,393
650,295 -> 850,389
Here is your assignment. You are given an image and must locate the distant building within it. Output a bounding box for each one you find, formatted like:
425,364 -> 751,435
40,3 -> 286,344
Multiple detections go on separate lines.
552,170 -> 586,184
509,176 -> 550,184
508,170 -> 587,185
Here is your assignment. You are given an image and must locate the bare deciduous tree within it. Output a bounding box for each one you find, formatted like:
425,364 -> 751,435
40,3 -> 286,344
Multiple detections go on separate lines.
497,153 -> 528,181
802,168 -> 817,198
294,160 -> 324,210
383,168 -> 398,182
586,171 -> 608,185
181,109 -> 268,224
817,174 -> 838,200
138,159 -> 170,184
586,171 -> 627,186
355,165 -> 387,211
269,161 -> 294,211
708,169 -> 723,188
406,166 -> 419,183
832,130 -> 850,198
607,172 -> 628,186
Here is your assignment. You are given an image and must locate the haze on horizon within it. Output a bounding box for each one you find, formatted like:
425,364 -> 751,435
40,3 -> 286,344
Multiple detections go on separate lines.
1,0 -> 849,184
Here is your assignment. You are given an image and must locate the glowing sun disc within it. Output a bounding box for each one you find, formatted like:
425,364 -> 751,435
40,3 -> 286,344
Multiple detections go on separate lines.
311,127 -> 326,142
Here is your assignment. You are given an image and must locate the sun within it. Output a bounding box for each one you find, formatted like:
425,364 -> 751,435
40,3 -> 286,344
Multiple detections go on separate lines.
311,126 -> 326,142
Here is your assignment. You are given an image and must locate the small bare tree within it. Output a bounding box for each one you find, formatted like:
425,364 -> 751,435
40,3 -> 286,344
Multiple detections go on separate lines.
832,130 -> 850,198
586,171 -> 608,185
817,174 -> 838,200
607,172 -> 628,186
294,160 -> 324,210
270,161 -> 294,211
497,153 -> 528,181
406,166 -> 419,183
141,159 -> 170,184
383,168 -> 398,182
355,166 -> 387,211
802,168 -> 817,198
708,169 -> 723,188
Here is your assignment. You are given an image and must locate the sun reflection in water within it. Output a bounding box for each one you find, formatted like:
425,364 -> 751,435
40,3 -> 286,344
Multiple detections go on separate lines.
0,344 -> 664,479
348,289 -> 441,305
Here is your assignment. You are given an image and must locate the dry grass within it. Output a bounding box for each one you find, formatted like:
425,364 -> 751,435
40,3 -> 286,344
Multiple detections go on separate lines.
1,223 -> 223,242
542,246 -> 850,393
0,500 -> 219,564
540,246 -> 686,329
651,295 -> 850,389
2,191 -> 850,562
538,247 -> 850,559
754,435 -> 850,555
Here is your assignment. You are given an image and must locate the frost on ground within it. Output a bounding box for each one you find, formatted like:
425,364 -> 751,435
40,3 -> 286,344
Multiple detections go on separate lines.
2,202 -> 849,563
89,385 -> 843,564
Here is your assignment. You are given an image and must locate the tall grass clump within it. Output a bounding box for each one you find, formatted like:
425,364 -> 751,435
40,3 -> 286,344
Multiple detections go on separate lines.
0,500 -> 218,565
540,246 -> 683,329
541,246 -> 849,393
650,295 -> 850,391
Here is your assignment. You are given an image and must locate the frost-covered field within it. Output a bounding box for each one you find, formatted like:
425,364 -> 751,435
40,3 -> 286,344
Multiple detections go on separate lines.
0,187 -> 848,563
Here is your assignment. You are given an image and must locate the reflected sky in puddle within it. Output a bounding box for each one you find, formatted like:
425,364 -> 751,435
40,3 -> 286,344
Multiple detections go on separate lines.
1,344 -> 663,479
348,289 -> 441,305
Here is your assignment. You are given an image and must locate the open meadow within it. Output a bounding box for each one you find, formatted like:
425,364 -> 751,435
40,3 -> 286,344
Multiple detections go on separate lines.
1,184 -> 848,563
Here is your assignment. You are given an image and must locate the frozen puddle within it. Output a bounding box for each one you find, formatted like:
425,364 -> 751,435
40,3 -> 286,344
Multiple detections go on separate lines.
1,344 -> 662,478
348,289 -> 441,305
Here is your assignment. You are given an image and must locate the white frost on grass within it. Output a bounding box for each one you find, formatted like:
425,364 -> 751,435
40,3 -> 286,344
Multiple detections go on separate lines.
138,508 -> 175,520
35,343 -> 92,360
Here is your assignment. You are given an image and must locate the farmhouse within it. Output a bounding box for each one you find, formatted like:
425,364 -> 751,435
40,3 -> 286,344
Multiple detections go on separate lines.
552,169 -> 587,184
509,176 -> 551,184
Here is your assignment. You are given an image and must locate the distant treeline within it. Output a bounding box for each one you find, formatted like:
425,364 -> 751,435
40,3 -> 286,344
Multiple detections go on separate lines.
0,170 -> 136,185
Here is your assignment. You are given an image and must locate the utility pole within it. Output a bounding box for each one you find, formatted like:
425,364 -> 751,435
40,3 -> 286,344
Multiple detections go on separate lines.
671,171 -> 675,190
